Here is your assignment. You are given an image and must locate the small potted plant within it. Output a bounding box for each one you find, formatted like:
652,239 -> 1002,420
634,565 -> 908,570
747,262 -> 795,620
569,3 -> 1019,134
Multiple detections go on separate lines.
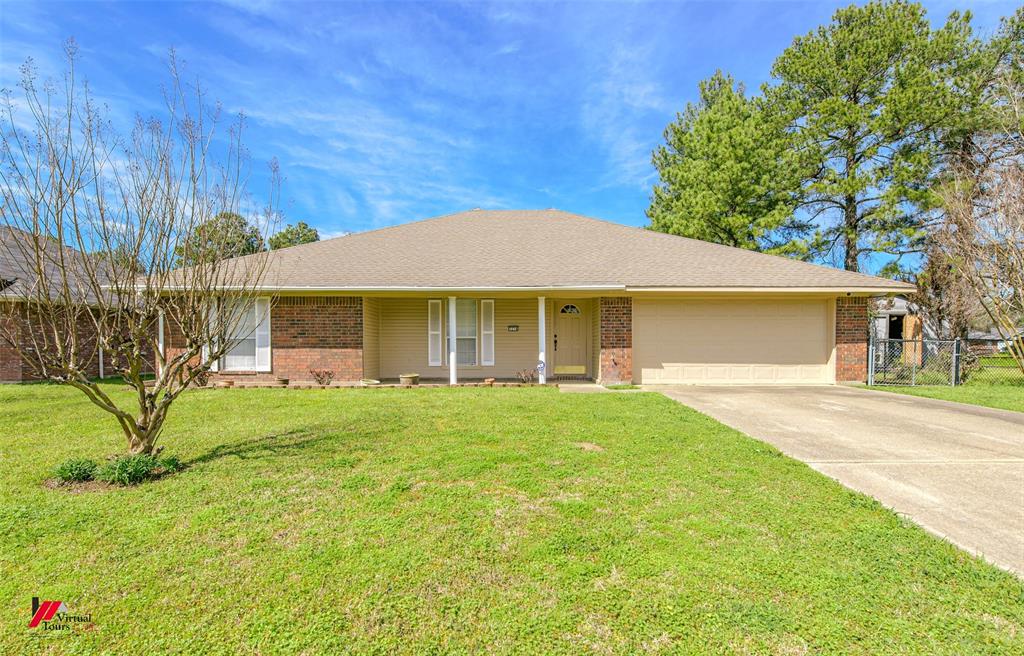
399,372 -> 420,386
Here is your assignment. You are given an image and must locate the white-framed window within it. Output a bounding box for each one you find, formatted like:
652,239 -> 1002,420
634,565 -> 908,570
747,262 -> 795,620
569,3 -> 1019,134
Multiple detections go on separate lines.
455,298 -> 477,366
220,298 -> 271,372
428,299 -> 443,366
481,299 -> 494,366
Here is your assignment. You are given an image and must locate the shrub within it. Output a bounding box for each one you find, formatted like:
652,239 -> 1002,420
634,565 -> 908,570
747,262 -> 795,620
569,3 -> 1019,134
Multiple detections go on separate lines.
97,454 -> 160,486
158,455 -> 184,473
54,458 -> 97,483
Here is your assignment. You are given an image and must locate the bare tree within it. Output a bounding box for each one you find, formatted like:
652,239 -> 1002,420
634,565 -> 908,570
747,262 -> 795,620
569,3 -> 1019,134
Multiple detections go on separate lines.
935,74 -> 1024,372
909,245 -> 980,340
0,41 -> 279,455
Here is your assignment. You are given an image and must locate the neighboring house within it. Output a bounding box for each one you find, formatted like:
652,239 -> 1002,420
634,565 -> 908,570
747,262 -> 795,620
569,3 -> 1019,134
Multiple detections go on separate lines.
872,295 -> 1021,346
162,209 -> 913,386
871,296 -> 936,342
0,227 -> 105,383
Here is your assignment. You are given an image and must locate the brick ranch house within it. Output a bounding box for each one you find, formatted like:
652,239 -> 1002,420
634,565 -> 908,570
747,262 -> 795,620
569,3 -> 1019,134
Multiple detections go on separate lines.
161,209 -> 913,386
1,227 -> 106,383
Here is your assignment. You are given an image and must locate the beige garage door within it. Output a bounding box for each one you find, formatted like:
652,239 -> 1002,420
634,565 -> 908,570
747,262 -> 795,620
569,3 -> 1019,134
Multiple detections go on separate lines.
633,298 -> 833,384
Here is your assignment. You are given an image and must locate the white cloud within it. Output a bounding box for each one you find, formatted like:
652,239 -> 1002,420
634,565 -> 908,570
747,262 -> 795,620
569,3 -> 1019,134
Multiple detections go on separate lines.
581,43 -> 668,190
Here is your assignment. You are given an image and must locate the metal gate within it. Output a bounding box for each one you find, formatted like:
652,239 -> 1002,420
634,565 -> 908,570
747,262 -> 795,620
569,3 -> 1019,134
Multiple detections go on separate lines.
868,337 -> 1024,386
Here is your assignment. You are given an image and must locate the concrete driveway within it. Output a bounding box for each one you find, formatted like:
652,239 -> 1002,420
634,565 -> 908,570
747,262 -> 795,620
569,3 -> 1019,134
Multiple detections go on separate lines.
656,385 -> 1024,575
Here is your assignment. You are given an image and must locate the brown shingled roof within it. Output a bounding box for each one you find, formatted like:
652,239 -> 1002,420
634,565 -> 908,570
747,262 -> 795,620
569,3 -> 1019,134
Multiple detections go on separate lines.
224,209 -> 914,292
0,226 -> 110,303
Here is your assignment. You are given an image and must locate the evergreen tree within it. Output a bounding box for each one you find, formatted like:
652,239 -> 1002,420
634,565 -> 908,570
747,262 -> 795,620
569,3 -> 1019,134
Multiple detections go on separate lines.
648,72 -> 807,253
767,0 -> 977,272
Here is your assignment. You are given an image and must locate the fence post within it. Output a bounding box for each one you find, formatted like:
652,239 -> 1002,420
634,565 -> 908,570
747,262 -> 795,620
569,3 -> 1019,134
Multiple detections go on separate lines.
911,340 -> 917,386
952,338 -> 961,386
867,338 -> 875,386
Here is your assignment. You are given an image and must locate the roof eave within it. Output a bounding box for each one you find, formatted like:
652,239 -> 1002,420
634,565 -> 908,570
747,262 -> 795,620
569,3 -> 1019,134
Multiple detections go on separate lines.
154,283 -> 912,295
625,285 -> 914,294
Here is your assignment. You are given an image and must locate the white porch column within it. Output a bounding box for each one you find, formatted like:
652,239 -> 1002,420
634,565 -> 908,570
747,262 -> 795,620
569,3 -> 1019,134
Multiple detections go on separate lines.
448,296 -> 457,385
537,296 -> 546,384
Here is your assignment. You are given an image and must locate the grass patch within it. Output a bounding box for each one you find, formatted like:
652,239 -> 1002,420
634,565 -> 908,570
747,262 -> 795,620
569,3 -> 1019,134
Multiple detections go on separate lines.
604,384 -> 640,390
869,384 -> 1024,413
1,383 -> 1022,653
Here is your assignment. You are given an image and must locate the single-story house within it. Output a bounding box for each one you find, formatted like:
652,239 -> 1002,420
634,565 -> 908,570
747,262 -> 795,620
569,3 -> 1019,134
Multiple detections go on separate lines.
1,227 -> 107,383
872,296 -> 929,343
163,209 -> 913,386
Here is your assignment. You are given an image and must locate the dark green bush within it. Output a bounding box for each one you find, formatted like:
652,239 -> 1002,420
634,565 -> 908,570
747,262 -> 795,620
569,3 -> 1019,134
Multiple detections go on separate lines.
158,455 -> 184,473
97,454 -> 159,486
54,458 -> 97,483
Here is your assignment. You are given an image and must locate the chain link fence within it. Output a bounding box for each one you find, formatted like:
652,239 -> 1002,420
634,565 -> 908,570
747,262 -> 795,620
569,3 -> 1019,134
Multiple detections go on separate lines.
869,338 -> 1024,386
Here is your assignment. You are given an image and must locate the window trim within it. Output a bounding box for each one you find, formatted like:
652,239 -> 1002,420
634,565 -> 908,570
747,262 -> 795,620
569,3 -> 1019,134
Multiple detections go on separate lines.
219,297 -> 272,373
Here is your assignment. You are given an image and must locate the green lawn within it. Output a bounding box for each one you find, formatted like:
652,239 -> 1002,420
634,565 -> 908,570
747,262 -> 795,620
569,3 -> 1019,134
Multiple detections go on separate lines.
1,384 -> 1022,654
868,385 -> 1024,413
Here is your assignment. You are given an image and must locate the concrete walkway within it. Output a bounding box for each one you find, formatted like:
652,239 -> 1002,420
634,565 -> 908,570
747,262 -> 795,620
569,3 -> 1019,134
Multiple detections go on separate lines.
656,385 -> 1024,576
557,383 -> 611,393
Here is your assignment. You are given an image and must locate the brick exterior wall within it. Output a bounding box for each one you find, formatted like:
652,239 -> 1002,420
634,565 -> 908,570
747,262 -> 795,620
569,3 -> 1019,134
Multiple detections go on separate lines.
836,296 -> 869,383
0,309 -> 21,382
167,296 -> 365,384
599,297 -> 632,384
0,302 -> 104,382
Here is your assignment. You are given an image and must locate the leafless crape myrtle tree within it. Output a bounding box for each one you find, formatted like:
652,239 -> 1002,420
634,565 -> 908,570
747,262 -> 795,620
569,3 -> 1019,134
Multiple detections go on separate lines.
0,41 -> 279,454
935,74 -> 1024,372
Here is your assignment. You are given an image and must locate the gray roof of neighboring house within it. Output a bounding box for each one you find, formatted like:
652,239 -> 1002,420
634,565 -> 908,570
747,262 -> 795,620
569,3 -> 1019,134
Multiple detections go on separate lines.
0,226 -> 108,303
229,209 -> 913,292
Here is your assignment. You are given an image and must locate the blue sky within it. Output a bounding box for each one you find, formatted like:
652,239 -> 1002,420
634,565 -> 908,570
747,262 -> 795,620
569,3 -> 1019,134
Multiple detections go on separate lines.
0,1 -> 1017,243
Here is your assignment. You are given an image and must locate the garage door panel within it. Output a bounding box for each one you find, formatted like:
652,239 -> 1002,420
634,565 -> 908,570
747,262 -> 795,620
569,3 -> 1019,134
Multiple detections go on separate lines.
634,299 -> 832,384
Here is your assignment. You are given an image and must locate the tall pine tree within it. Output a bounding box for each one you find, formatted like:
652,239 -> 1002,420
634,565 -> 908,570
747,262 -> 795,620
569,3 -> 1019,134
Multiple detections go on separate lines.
649,1 -> 997,275
767,0 -> 977,272
648,72 -> 806,253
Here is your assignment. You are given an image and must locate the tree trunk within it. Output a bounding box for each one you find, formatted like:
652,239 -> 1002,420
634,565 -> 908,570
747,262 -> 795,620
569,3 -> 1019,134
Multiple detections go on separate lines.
122,407 -> 166,456
843,197 -> 859,272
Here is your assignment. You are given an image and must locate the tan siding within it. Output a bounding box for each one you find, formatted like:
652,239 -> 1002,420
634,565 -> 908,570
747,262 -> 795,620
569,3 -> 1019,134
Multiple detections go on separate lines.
362,297 -> 381,380
591,298 -> 600,378
379,297 -> 545,379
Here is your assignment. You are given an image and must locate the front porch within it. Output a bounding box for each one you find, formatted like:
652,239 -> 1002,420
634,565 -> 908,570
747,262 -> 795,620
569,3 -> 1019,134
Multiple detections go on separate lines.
366,295 -> 602,385
167,294 -> 635,386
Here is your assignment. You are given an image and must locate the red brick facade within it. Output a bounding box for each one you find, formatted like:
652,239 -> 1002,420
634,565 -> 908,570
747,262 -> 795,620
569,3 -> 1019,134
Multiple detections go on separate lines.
166,295 -> 365,384
0,302 -> 103,382
263,296 -> 362,381
599,296 -> 632,384
836,296 -> 869,382
0,310 -> 21,382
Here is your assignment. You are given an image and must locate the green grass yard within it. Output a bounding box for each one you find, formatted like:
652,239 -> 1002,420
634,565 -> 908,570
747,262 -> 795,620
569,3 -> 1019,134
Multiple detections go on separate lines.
868,384 -> 1024,414
1,384 -> 1022,654
870,353 -> 1024,413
